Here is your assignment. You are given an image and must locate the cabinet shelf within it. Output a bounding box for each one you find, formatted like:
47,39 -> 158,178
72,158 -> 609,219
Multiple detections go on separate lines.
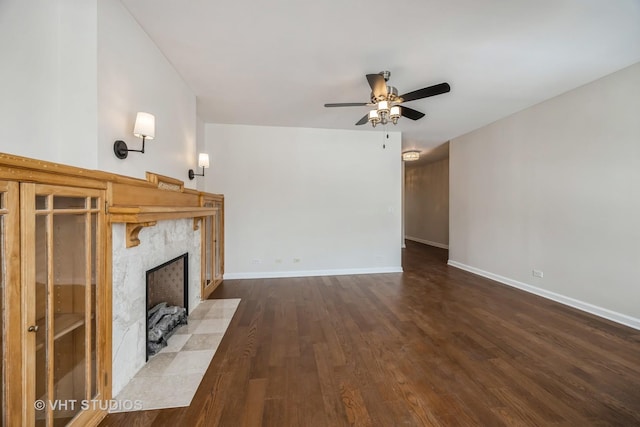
35,313 -> 85,351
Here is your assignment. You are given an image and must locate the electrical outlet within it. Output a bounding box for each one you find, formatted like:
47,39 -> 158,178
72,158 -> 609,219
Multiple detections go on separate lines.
252,259 -> 262,265
532,269 -> 544,278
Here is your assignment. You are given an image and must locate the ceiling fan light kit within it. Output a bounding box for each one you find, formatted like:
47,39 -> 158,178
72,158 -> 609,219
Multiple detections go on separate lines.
324,71 -> 450,128
368,110 -> 380,126
389,105 -> 401,124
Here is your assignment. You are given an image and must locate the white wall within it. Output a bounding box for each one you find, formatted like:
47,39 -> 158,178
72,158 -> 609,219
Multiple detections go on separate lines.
0,0 -> 198,181
449,62 -> 640,328
97,0 -> 197,183
405,158 -> 449,248
0,0 -> 98,168
204,124 -> 403,278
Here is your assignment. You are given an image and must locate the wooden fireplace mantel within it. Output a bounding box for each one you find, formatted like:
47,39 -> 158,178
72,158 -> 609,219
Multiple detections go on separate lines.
109,205 -> 217,223
108,172 -> 223,247
0,153 -> 224,248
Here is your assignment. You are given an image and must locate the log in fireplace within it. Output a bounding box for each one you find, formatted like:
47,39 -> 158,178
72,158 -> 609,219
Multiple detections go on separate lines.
145,253 -> 189,359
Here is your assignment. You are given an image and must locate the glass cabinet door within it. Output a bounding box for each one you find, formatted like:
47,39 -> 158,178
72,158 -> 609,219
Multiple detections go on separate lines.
213,202 -> 224,283
201,198 -> 224,299
201,202 -> 215,299
22,184 -> 103,426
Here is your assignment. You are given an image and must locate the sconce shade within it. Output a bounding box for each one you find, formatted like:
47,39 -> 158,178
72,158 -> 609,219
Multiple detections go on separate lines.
189,152 -> 210,180
133,112 -> 155,140
198,153 -> 210,168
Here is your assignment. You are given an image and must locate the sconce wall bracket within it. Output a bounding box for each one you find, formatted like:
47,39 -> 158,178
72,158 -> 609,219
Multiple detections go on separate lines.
188,168 -> 205,180
114,140 -> 129,159
114,138 -> 146,159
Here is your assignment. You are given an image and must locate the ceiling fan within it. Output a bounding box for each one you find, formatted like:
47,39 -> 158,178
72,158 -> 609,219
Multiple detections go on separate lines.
324,71 -> 450,127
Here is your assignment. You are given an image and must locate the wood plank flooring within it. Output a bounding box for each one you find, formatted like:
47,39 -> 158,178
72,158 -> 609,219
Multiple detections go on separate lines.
100,241 -> 640,426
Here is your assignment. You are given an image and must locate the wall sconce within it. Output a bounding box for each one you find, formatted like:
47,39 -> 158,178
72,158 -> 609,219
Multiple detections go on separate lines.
188,153 -> 210,180
114,112 -> 155,159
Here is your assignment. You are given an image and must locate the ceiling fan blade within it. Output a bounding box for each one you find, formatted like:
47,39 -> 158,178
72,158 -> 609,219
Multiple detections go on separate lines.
400,106 -> 426,120
324,102 -> 368,107
355,114 -> 369,125
366,74 -> 388,99
399,82 -> 450,102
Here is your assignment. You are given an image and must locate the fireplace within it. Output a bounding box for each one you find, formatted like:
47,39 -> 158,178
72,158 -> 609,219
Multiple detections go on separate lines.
145,253 -> 189,359
111,218 -> 202,396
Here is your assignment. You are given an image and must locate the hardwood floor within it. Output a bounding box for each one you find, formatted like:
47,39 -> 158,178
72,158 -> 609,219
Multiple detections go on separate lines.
100,241 -> 640,426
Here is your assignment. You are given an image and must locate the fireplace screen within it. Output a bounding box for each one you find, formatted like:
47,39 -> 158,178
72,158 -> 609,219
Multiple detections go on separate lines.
146,253 -> 188,359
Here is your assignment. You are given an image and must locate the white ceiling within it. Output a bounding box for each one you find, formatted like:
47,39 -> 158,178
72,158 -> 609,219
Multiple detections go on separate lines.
120,0 -> 640,154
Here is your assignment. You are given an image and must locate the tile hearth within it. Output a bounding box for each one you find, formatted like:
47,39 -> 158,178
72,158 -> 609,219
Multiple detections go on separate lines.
112,298 -> 240,412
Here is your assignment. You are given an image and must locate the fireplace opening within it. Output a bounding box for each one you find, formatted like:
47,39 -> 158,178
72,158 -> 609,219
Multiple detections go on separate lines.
146,253 -> 188,359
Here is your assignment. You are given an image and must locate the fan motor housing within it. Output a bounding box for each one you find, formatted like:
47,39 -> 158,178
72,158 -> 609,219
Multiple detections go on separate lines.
371,86 -> 399,103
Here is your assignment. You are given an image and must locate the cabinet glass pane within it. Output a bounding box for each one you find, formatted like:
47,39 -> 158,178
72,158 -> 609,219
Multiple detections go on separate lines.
52,214 -> 86,424
35,215 -> 48,426
53,196 -> 85,210
214,210 -> 221,279
36,195 -> 47,210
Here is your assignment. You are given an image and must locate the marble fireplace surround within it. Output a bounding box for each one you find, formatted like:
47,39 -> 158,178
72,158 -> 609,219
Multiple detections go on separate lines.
111,219 -> 201,396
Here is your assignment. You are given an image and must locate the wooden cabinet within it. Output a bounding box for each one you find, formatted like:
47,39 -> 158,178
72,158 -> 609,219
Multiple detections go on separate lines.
201,196 -> 224,299
0,174 -> 109,426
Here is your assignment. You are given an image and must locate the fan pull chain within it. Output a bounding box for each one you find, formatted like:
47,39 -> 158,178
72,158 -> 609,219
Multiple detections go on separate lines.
382,124 -> 389,149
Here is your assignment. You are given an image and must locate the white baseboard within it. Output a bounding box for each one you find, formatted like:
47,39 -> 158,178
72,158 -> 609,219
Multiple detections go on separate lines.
447,260 -> 640,331
224,266 -> 403,280
405,236 -> 449,250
